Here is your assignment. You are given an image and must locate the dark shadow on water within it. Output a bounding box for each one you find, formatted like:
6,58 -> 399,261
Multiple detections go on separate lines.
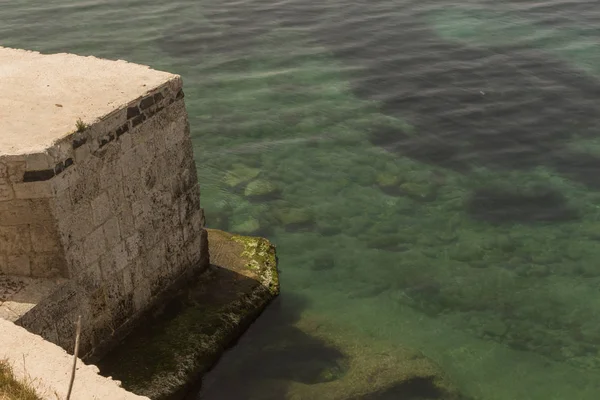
194,293 -> 349,400
356,376 -> 445,400
551,151 -> 600,190
355,43 -> 600,179
309,4 -> 600,190
97,263 -> 273,397
466,186 -> 579,224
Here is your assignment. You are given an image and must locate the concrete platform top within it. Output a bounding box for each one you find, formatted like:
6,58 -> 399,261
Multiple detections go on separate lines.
0,47 -> 177,156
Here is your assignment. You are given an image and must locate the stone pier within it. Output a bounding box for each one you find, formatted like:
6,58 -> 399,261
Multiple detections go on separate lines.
1,47 -> 281,400
0,47 -> 209,358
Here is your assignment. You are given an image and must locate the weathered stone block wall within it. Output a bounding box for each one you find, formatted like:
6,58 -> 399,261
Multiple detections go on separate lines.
8,77 -> 208,358
0,162 -> 66,277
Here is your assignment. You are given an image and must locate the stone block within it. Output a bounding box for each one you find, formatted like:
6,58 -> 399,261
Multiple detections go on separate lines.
50,189 -> 72,221
122,169 -> 145,203
30,199 -> 54,221
30,223 -> 61,253
125,233 -> 142,262
132,281 -> 151,312
118,131 -> 133,152
70,173 -> 101,208
13,181 -> 53,199
103,216 -> 121,249
47,141 -> 74,166
74,141 -> 92,164
64,239 -> 86,276
0,225 -> 31,254
36,319 -> 60,344
6,160 -> 26,183
84,225 -> 107,265
165,233 -> 185,274
141,224 -> 161,251
0,200 -> 52,225
127,258 -> 146,288
5,255 -> 31,276
51,167 -> 81,195
76,261 -> 103,294
99,159 -> 123,190
59,203 -> 94,244
55,314 -> 80,352
104,275 -> 126,312
111,243 -> 129,274
0,162 -> 7,180
26,153 -> 52,170
180,183 -> 201,223
106,182 -> 126,213
88,287 -> 109,320
69,180 -> 89,208
0,183 -> 14,201
121,145 -> 150,177
92,191 -> 112,226
30,253 -> 65,278
0,201 -> 12,212
121,266 -> 133,295
119,206 -> 136,238
145,240 -> 166,278
99,108 -> 128,135
163,120 -> 188,150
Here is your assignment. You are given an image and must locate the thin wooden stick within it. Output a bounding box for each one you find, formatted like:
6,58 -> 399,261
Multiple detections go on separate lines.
66,315 -> 82,400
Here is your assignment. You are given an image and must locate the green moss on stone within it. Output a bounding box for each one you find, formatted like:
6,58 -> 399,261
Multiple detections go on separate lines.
232,233 -> 279,295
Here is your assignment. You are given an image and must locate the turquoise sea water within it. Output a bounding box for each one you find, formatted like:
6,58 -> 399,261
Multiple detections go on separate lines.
4,0 -> 600,398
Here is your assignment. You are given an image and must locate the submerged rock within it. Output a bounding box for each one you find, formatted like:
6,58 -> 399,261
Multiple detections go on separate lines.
223,164 -> 261,188
97,229 -> 279,400
230,216 -> 261,235
399,181 -> 438,202
244,179 -> 280,201
286,326 -> 466,400
375,174 -> 439,202
316,222 -> 343,237
375,172 -> 402,195
273,207 -> 315,232
448,242 -> 484,263
365,233 -> 411,252
482,318 -> 508,338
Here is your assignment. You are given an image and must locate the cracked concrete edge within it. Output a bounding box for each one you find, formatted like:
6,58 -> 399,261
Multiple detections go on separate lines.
0,319 -> 148,400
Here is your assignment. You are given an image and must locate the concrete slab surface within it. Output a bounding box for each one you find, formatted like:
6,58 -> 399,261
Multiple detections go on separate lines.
0,319 -> 149,400
0,47 -> 177,156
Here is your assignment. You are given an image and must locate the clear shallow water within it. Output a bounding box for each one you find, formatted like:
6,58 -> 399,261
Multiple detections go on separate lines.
4,0 -> 600,398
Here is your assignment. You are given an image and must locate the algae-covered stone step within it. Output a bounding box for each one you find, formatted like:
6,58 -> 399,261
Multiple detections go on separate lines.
97,229 -> 279,400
